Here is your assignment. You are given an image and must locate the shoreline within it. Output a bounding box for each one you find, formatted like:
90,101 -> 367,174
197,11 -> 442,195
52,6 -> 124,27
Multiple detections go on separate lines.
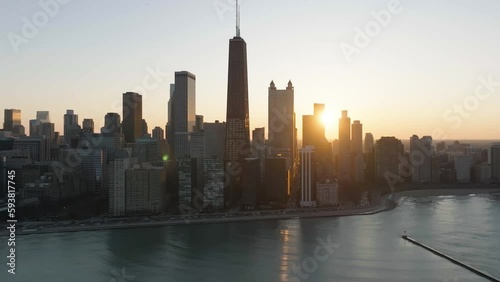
1,199 -> 390,236
2,188 -> 499,236
392,188 -> 500,198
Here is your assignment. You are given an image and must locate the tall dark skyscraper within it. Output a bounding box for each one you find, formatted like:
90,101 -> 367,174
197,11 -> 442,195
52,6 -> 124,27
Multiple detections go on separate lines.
224,2 -> 250,206
63,109 -> 80,145
268,80 -> 296,170
173,71 -> 196,159
122,92 -> 142,144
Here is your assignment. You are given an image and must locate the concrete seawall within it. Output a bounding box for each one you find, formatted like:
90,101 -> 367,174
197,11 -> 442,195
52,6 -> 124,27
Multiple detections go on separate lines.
402,235 -> 500,282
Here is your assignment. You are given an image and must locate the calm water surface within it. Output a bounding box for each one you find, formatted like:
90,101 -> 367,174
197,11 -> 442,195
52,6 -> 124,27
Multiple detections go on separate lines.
1,194 -> 499,282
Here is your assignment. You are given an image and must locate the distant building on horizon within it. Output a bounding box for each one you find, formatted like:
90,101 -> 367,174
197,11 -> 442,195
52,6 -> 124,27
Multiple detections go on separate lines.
3,109 -> 22,135
152,127 -> 165,141
63,109 -> 80,145
36,111 -> 50,123
141,119 -> 149,138
82,119 -> 94,134
364,133 -> 374,153
252,127 -> 265,147
101,112 -> 121,135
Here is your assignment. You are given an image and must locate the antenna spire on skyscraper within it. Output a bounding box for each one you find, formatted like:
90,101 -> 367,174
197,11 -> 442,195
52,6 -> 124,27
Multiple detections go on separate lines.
236,0 -> 240,37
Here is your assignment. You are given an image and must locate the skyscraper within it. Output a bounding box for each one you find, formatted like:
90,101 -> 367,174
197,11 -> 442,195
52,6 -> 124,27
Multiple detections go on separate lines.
204,121 -> 226,159
351,120 -> 364,183
173,71 -> 196,159
152,127 -> 165,141
122,92 -> 142,144
410,135 -> 434,184
36,111 -> 50,123
300,146 -> 316,207
252,127 -> 265,147
3,109 -> 22,135
102,113 -> 121,134
141,119 -> 148,137
302,104 -> 328,149
82,119 -> 94,134
134,138 -> 161,164
364,133 -> 374,153
224,3 -> 250,206
338,110 -> 351,181
166,83 -> 175,153
375,137 -> 404,183
351,120 -> 363,155
63,110 -> 80,145
491,143 -> 500,183
268,80 -> 295,169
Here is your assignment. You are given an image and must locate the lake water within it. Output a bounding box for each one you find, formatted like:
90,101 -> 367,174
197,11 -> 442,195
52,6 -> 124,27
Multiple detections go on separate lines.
1,194 -> 499,282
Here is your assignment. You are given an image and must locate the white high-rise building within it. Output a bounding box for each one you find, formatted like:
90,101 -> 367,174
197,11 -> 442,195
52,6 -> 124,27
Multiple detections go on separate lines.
300,146 -> 316,207
108,149 -> 136,217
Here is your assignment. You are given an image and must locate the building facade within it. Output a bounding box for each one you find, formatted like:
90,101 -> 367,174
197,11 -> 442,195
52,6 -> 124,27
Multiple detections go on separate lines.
300,146 -> 316,207
122,92 -> 142,144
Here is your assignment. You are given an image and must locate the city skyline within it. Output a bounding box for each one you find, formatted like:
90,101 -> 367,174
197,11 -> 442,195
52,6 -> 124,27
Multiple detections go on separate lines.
2,0 -> 500,140
2,2 -> 500,281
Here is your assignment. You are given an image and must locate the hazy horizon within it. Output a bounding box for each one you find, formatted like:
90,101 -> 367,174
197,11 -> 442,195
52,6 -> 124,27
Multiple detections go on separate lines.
1,0 -> 500,140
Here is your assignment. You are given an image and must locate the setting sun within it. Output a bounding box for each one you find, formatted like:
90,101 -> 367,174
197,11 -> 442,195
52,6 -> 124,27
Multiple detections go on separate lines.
321,110 -> 335,126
